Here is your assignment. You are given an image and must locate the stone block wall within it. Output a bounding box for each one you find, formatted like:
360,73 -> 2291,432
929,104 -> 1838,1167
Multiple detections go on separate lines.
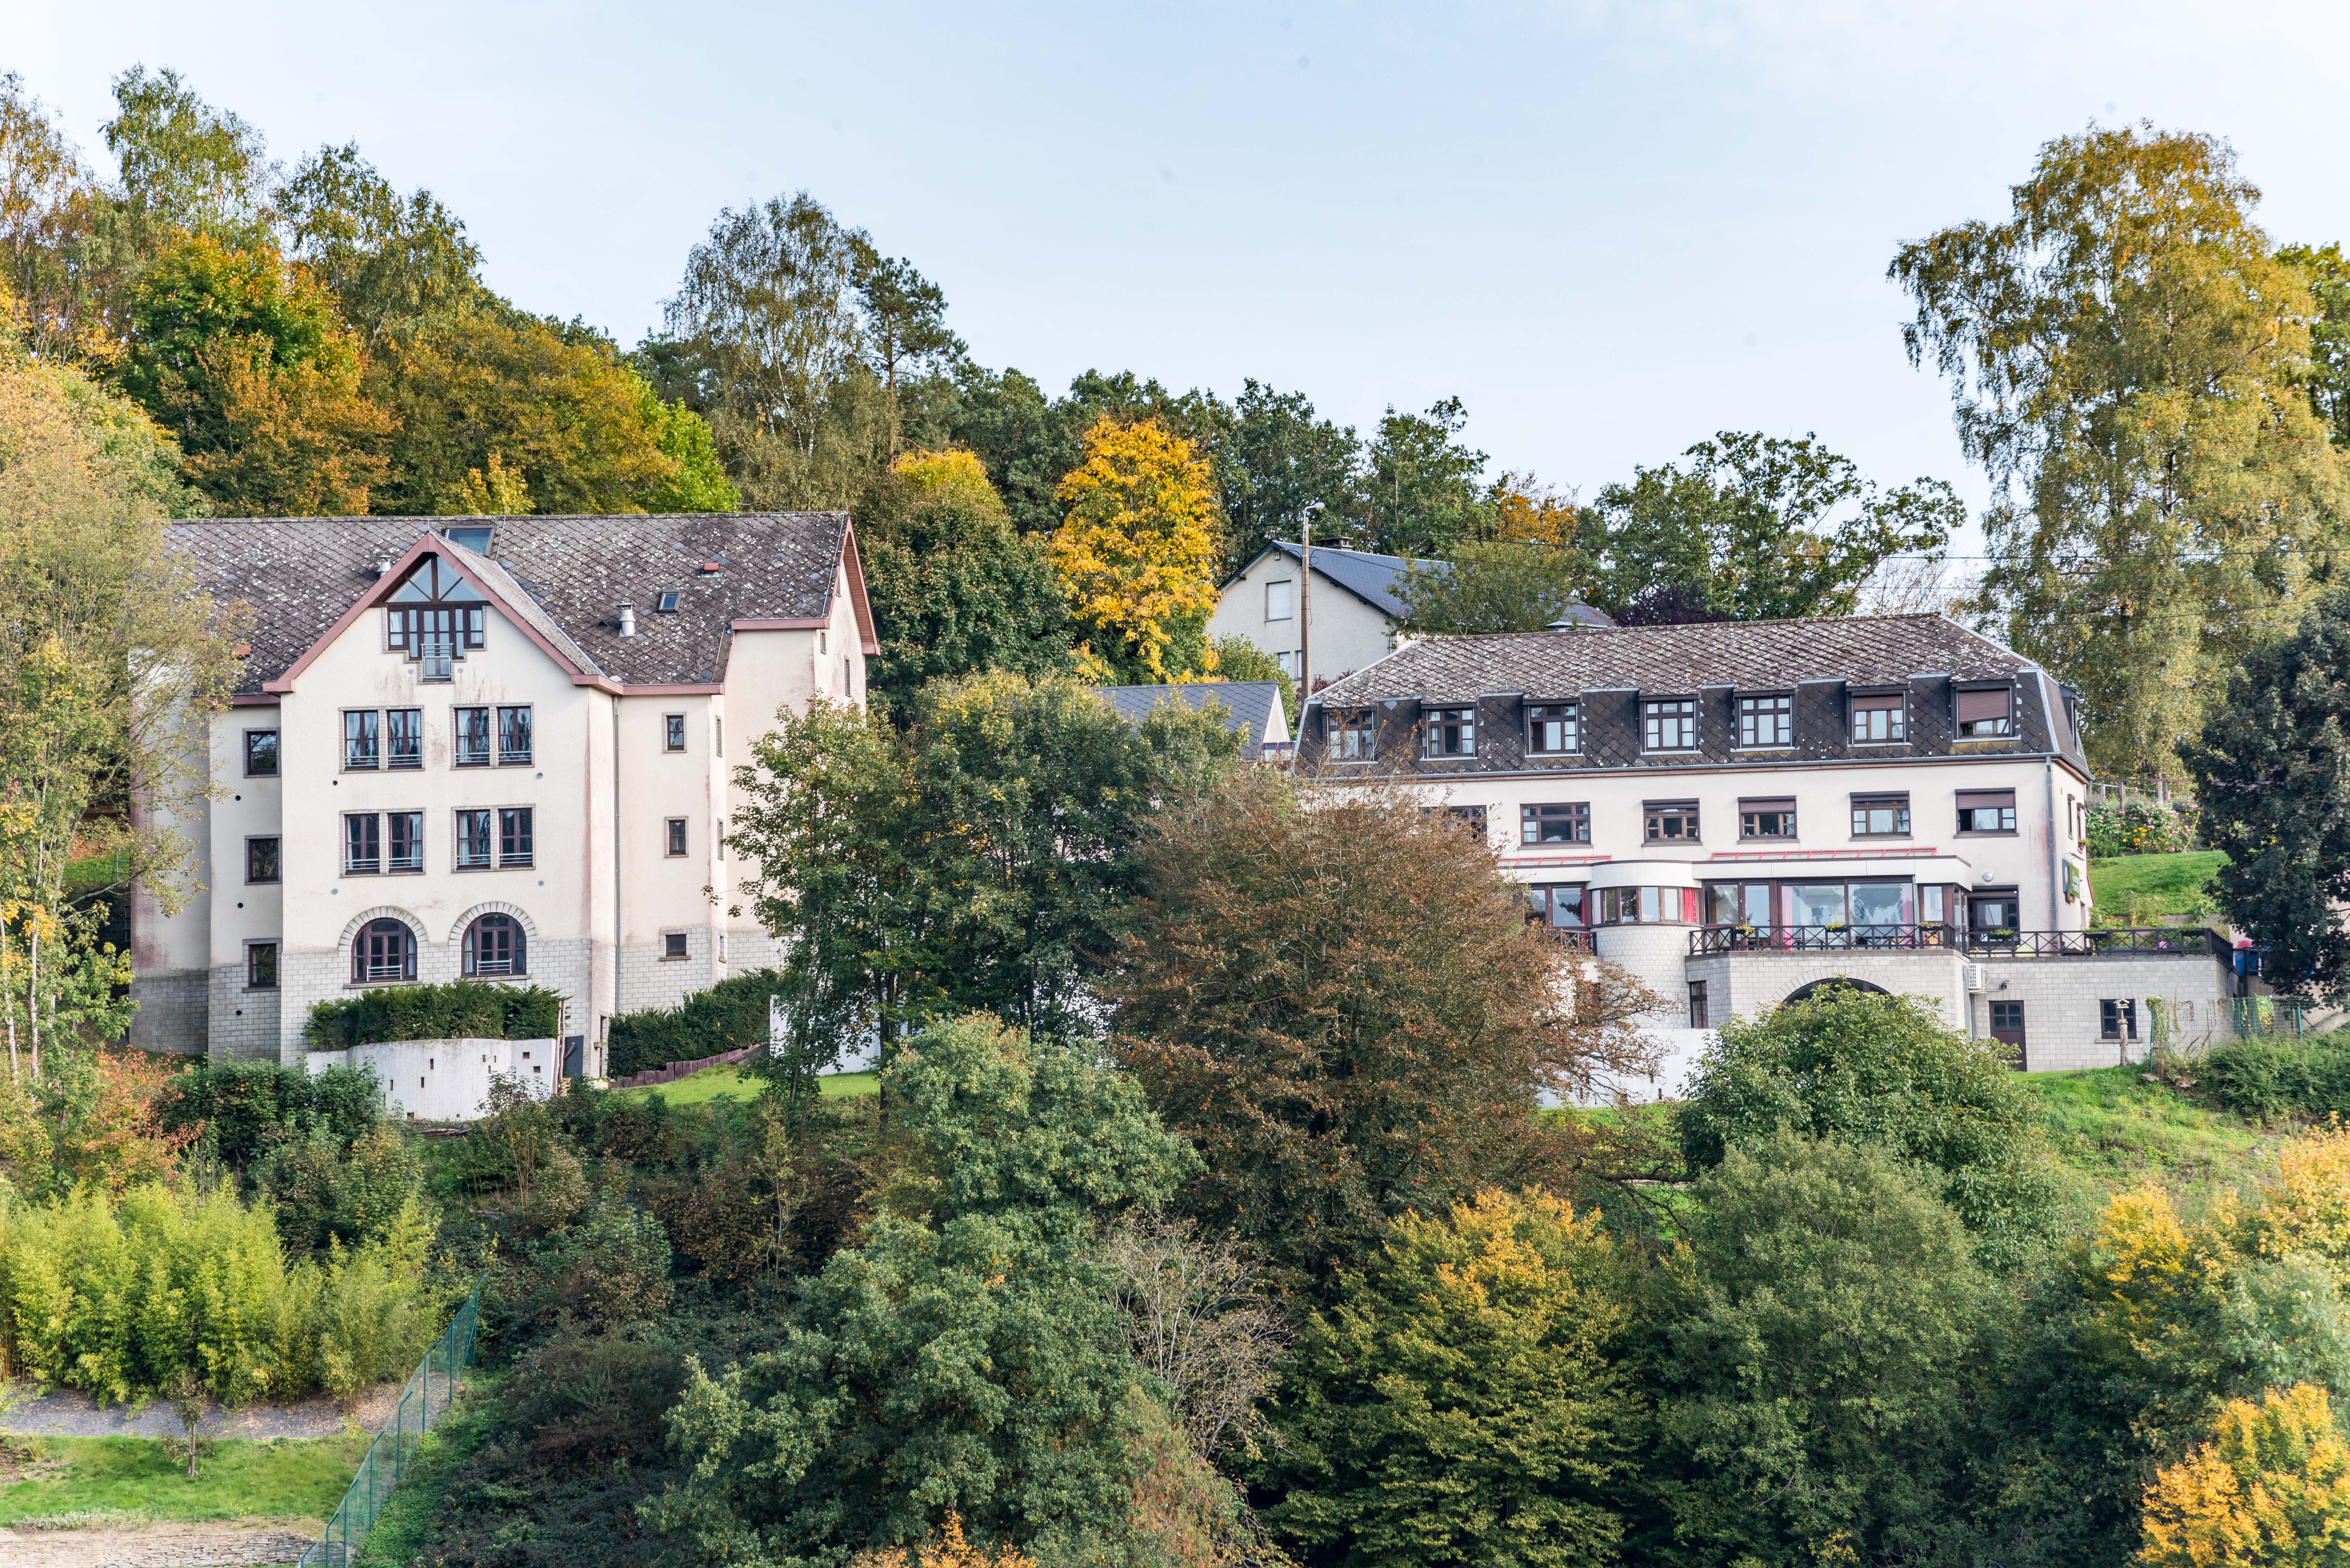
127,970 -> 207,1054
1971,953 -> 2235,1073
206,964 -> 282,1060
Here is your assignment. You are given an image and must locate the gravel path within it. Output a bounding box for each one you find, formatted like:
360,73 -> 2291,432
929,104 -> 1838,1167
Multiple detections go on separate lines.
0,1521 -> 311,1566
0,1385 -> 400,1442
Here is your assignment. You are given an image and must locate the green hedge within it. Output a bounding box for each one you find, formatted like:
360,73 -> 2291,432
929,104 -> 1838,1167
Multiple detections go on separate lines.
306,981 -> 563,1049
159,1059 -> 383,1169
607,971 -> 783,1079
2201,1035 -> 2350,1120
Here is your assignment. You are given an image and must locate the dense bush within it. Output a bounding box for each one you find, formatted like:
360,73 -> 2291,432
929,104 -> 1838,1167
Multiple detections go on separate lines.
2086,799 -> 2199,856
1678,985 -> 2062,1266
158,1058 -> 382,1170
606,970 -> 784,1078
2199,1034 -> 2350,1119
305,981 -> 563,1048
0,1181 -> 443,1407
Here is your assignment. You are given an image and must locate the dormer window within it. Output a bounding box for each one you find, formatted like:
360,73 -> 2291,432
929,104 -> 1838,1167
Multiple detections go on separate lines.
1527,703 -> 1578,754
1644,699 -> 1697,751
1957,686 -> 2014,738
1738,694 -> 1792,747
1424,707 -> 1475,758
385,557 -> 487,681
1850,693 -> 1907,743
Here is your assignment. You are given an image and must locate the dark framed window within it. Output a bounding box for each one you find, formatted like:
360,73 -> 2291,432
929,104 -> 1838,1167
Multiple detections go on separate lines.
453,707 -> 492,767
1704,880 -> 1776,929
664,713 -> 686,752
497,705 -> 532,766
1644,698 -> 1696,750
1333,710 -> 1375,761
1968,891 -> 2018,932
1521,802 -> 1590,845
1851,794 -> 1911,836
1527,703 -> 1579,754
463,913 -> 527,976
1957,790 -> 2018,833
1424,707 -> 1475,758
1645,800 -> 1700,842
343,813 -> 381,874
1265,579 -> 1294,621
343,710 -> 379,770
243,730 -> 279,777
246,941 -> 279,990
1524,884 -> 1586,928
498,807 -> 534,867
386,556 -> 487,680
352,917 -> 416,983
245,836 -> 280,884
456,809 -> 493,869
2100,999 -> 2138,1042
1739,798 -> 1796,839
1957,686 -> 2014,738
1687,981 -> 1709,1029
716,718 -> 723,756
663,931 -> 689,959
386,708 -> 423,769
389,810 -> 424,872
666,818 -> 688,856
1738,694 -> 1791,747
1851,693 -> 1907,743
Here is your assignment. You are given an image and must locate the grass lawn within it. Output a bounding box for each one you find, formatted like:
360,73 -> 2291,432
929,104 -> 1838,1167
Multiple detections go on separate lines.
0,1432 -> 369,1527
2020,1063 -> 2283,1214
2088,850 -> 2228,923
609,1066 -> 877,1106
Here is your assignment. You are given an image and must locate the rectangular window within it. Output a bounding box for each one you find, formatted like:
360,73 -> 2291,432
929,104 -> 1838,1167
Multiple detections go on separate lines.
1424,707 -> 1475,758
343,813 -> 381,874
1688,981 -> 1709,1029
243,730 -> 279,777
1527,884 -> 1587,927
1334,710 -> 1375,761
1850,693 -> 1907,743
389,810 -> 424,872
343,710 -> 379,770
1527,703 -> 1578,755
1957,789 -> 2018,834
716,718 -> 723,756
246,941 -> 279,990
456,809 -> 493,869
1645,800 -> 1700,842
454,707 -> 491,767
1739,798 -> 1796,839
664,713 -> 686,752
1597,886 -> 1703,924
245,836 -> 280,884
1957,686 -> 2014,738
666,818 -> 688,856
1275,650 -> 1299,678
1265,580 -> 1294,621
1851,794 -> 1912,836
1705,881 -> 1775,929
497,705 -> 533,766
2100,999 -> 2139,1042
1644,698 -> 1696,750
1738,694 -> 1792,747
663,931 -> 689,959
1521,802 -> 1591,845
499,807 -> 534,868
386,708 -> 423,769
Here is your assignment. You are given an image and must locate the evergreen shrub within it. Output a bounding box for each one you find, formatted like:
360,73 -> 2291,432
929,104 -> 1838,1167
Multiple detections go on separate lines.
305,981 -> 563,1048
606,970 -> 783,1078
2200,1035 -> 2350,1119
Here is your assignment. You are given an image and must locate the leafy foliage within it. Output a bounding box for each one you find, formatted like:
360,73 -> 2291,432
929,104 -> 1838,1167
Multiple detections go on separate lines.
1677,985 -> 2062,1265
1265,1187 -> 1638,1568
0,1046 -> 198,1200
304,979 -> 562,1047
2134,1383 -> 2350,1567
156,1057 -> 381,1172
606,969 -> 785,1079
1394,539 -> 1593,634
1050,416 -> 1226,682
1110,769 -> 1662,1291
2188,586 -> 2350,999
2200,1037 -> 2350,1120
2087,800 -> 2201,857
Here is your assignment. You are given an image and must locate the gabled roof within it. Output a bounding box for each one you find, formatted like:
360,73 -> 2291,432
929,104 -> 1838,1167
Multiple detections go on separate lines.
173,512 -> 875,697
1311,614 -> 2033,704
1093,681 -> 1290,757
1232,542 -> 1615,628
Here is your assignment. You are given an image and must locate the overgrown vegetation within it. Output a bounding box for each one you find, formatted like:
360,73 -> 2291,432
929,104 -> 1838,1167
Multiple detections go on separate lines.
305,980 -> 562,1048
606,970 -> 783,1079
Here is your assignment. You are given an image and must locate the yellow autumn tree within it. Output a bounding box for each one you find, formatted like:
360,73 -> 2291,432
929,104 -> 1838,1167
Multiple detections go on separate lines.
2250,1118 -> 2350,1290
1049,416 -> 1223,683
892,446 -> 1001,509
849,1511 -> 1037,1568
2135,1384 -> 2350,1566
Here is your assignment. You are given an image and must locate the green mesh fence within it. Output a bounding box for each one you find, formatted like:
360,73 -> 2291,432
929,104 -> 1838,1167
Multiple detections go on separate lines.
299,1276 -> 484,1568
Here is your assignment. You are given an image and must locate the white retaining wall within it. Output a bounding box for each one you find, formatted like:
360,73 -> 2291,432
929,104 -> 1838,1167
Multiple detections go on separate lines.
306,1037 -> 559,1121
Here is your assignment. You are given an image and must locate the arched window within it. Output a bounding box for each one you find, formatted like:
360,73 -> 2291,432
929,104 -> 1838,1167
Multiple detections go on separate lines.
352,918 -> 416,983
463,913 -> 526,976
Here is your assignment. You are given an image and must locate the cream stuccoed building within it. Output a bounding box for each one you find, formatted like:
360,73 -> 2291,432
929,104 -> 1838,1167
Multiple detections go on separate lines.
131,512 -> 876,1073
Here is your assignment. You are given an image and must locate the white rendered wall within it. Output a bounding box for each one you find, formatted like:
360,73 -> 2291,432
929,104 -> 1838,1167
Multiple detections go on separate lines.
306,1037 -> 557,1121
1209,551 -> 1401,691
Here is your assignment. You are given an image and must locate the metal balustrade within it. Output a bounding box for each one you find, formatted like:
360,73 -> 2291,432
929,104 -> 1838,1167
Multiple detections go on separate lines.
1689,924 -> 2227,958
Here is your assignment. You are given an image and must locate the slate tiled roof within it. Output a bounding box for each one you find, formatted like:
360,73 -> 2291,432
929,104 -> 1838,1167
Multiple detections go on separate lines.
1302,614 -> 2086,773
172,513 -> 856,695
1246,542 -> 1613,628
1093,682 -> 1289,757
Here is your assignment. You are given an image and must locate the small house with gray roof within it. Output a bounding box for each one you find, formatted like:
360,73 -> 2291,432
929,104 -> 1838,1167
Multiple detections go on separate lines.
133,512 -> 876,1082
1294,614 -> 2239,1092
1091,681 -> 1292,759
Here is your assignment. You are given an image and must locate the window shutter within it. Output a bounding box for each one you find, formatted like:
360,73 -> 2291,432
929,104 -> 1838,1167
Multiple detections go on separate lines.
1956,688 -> 2012,722
1955,789 -> 2016,810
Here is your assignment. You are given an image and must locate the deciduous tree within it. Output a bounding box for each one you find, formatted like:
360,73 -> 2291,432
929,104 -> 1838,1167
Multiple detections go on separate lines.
2135,1384 -> 2350,1567
1050,416 -> 1224,682
1395,539 -> 1592,634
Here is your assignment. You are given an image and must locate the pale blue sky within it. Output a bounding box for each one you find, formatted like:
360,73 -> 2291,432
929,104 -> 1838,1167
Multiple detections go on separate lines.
15,1 -> 2350,555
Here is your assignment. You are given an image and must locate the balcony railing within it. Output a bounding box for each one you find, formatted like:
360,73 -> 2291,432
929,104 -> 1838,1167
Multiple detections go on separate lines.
1534,926 -> 1597,954
1689,924 -> 2228,958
